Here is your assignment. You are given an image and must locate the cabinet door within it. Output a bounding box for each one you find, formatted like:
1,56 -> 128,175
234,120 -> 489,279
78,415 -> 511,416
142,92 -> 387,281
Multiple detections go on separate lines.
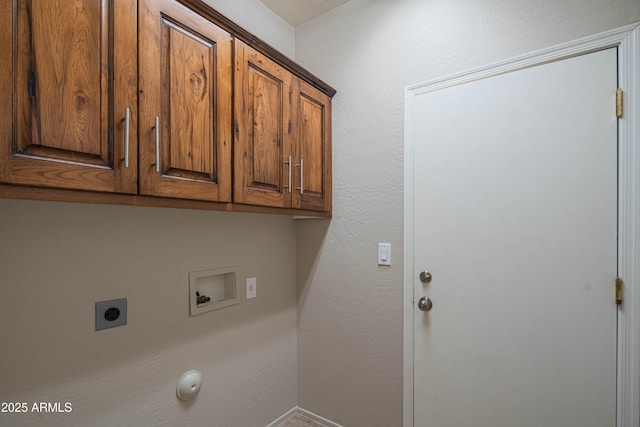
233,40 -> 293,208
139,0 -> 232,202
292,80 -> 332,212
0,0 -> 138,193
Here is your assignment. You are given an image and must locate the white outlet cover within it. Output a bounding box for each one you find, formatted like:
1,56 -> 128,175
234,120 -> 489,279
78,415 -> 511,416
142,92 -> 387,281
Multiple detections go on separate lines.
246,277 -> 257,299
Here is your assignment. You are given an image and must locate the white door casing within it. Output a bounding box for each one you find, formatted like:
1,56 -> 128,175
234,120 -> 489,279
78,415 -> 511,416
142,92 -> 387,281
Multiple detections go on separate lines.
403,23 -> 640,427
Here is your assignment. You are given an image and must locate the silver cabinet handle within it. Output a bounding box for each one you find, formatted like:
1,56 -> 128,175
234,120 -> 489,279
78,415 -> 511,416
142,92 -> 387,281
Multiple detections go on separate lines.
153,116 -> 160,173
296,158 -> 304,194
123,108 -> 130,168
285,155 -> 292,193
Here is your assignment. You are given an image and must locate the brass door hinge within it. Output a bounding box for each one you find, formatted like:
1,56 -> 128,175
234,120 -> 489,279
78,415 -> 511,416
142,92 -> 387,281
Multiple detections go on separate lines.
616,88 -> 623,118
616,277 -> 624,305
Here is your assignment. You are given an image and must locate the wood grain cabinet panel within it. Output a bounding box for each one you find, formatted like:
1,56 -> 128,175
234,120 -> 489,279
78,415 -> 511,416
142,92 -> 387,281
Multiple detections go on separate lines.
0,0 -> 138,193
234,40 -> 332,213
293,80 -> 332,212
138,0 -> 232,202
233,39 -> 293,208
0,0 -> 333,215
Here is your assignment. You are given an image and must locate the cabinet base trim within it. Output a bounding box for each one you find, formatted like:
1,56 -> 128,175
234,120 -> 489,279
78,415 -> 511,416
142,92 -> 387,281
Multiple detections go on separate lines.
0,184 -> 331,217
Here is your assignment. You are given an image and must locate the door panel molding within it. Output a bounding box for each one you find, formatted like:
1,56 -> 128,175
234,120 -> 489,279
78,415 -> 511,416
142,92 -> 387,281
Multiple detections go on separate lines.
403,22 -> 640,427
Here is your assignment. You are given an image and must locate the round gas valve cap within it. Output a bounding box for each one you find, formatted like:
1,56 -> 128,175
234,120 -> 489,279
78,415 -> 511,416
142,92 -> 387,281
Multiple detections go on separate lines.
177,370 -> 202,401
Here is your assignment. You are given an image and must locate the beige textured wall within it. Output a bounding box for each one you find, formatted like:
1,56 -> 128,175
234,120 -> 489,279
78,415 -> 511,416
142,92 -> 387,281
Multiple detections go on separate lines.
201,0 -> 295,57
0,200 -> 297,426
295,1 -> 640,426
0,2 -> 298,426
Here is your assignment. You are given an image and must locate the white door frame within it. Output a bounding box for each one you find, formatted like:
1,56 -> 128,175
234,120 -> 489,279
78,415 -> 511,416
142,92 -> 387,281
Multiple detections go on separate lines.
403,23 -> 640,427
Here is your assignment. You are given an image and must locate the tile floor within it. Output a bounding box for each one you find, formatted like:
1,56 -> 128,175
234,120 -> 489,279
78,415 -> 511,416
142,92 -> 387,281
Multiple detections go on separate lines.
277,413 -> 327,427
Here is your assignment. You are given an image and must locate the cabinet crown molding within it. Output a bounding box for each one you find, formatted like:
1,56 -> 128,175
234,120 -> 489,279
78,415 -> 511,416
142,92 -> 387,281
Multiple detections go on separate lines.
177,0 -> 337,98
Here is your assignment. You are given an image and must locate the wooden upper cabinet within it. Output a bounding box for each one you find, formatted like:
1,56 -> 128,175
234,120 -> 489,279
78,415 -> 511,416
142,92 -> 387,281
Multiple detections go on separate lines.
0,0 -> 138,193
292,80 -> 332,212
0,0 -> 333,215
138,0 -> 232,202
233,39 -> 293,209
234,40 -> 331,213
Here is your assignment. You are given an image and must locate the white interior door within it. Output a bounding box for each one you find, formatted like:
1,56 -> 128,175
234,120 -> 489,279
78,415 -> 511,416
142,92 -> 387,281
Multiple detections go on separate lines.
412,48 -> 618,427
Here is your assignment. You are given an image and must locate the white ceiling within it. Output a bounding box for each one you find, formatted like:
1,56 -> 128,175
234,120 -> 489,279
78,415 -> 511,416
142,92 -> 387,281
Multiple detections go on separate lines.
260,0 -> 350,26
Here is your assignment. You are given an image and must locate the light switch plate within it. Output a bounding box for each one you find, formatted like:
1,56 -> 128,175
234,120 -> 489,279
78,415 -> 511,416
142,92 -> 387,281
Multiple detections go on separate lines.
378,243 -> 391,266
246,277 -> 257,299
